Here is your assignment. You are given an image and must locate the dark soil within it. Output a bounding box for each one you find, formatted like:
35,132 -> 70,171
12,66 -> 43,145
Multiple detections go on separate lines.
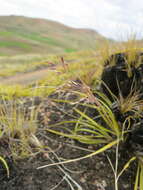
0,137 -> 135,190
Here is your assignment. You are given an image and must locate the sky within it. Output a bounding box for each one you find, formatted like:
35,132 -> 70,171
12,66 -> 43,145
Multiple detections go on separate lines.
0,0 -> 143,40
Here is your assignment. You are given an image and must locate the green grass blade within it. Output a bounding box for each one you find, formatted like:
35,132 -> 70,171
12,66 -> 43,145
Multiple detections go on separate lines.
134,164 -> 140,190
74,108 -> 114,137
0,156 -> 9,178
118,156 -> 136,179
47,128 -> 107,144
75,128 -> 106,137
140,164 -> 143,190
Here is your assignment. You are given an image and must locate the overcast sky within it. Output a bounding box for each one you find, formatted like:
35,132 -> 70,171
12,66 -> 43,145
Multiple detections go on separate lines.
0,0 -> 143,40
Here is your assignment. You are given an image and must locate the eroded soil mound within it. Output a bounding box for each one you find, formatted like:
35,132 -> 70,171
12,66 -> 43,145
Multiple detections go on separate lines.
101,52 -> 143,101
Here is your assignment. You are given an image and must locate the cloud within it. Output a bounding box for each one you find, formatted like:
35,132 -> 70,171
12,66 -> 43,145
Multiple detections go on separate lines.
0,0 -> 143,40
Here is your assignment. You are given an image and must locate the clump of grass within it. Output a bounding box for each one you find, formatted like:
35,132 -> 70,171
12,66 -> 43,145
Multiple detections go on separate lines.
117,91 -> 143,117
0,98 -> 41,159
46,91 -> 120,143
99,38 -> 143,82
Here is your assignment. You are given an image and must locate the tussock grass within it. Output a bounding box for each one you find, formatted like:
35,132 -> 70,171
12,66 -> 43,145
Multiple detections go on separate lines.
46,91 -> 120,144
118,91 -> 143,116
99,37 -> 143,67
0,98 -> 40,159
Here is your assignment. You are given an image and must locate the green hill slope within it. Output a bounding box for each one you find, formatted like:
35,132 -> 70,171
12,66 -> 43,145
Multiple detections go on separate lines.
0,15 -> 105,55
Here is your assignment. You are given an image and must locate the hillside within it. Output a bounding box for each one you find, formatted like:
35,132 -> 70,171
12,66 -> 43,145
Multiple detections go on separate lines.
0,15 -> 105,56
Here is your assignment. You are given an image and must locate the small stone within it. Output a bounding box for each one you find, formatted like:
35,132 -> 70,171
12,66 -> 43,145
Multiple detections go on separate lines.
102,180 -> 107,187
80,176 -> 86,183
123,183 -> 130,189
